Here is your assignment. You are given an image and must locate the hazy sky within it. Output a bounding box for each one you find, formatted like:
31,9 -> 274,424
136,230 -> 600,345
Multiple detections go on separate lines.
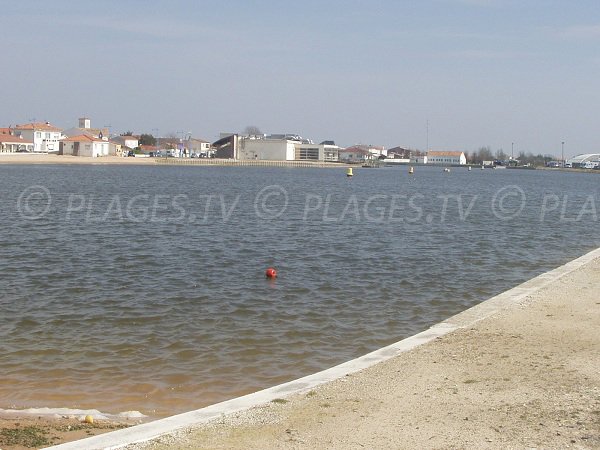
2,0 -> 599,157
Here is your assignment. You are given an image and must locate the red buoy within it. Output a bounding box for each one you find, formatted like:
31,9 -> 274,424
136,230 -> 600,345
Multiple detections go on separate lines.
265,267 -> 277,279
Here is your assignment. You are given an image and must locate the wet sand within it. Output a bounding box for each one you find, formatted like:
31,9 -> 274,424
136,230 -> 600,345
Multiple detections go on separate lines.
0,415 -> 133,450
124,255 -> 600,450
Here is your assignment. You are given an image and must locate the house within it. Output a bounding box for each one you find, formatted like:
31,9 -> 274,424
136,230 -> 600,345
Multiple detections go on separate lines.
111,135 -> 139,149
186,137 -> 212,156
0,134 -> 34,153
62,117 -> 109,139
13,122 -> 63,153
338,147 -> 371,163
427,151 -> 466,165
60,135 -> 110,157
346,144 -> 387,159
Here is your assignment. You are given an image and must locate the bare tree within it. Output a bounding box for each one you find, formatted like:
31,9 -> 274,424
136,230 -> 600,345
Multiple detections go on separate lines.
244,125 -> 262,136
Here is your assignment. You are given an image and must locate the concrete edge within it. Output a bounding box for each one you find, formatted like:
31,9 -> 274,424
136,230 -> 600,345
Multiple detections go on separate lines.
45,247 -> 600,450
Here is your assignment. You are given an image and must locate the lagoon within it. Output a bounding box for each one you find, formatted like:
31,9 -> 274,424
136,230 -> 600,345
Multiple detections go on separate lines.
0,164 -> 598,417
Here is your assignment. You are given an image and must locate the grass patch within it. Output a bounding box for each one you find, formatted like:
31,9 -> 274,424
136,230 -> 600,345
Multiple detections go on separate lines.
463,379 -> 478,384
271,398 -> 289,404
306,391 -> 317,398
0,425 -> 52,448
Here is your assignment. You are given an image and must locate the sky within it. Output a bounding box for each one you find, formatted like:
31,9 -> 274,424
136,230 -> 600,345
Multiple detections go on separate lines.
2,0 -> 599,157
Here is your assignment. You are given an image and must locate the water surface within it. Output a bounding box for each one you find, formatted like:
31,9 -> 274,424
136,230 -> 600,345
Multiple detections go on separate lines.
0,165 -> 598,416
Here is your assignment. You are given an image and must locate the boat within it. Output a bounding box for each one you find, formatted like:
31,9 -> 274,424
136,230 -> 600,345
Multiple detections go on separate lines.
409,166 -> 414,175
443,167 -> 450,173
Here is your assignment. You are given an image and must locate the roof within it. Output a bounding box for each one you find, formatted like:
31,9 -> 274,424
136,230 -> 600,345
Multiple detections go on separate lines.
427,151 -> 465,157
566,153 -> 600,163
339,148 -> 370,155
0,128 -> 13,135
61,134 -> 106,143
0,135 -> 33,143
345,144 -> 385,152
14,122 -> 62,132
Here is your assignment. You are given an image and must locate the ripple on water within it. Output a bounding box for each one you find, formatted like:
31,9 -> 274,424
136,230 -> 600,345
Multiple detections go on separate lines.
0,166 -> 599,416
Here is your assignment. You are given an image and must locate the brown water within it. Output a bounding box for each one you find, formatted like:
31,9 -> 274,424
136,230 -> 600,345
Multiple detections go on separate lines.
1,165 -> 598,418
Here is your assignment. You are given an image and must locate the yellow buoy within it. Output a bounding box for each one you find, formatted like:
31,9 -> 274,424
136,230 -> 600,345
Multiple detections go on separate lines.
84,415 -> 94,424
346,167 -> 353,177
409,166 -> 414,174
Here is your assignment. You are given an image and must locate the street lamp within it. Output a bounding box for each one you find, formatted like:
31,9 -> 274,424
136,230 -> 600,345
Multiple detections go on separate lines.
511,142 -> 514,160
561,141 -> 565,167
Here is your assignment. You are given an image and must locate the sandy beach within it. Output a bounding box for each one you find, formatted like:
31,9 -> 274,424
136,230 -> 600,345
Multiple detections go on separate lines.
117,254 -> 600,450
0,154 -> 154,165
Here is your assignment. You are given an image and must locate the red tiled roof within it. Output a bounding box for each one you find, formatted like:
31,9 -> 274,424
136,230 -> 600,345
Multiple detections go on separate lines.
0,135 -> 33,143
14,122 -> 62,132
0,128 -> 13,135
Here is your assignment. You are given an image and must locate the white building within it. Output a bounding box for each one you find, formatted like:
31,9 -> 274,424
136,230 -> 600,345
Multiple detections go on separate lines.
426,151 -> 466,165
338,148 -> 371,163
13,122 -> 63,153
0,134 -> 34,153
411,155 -> 428,164
238,137 -> 298,160
565,154 -> 600,168
295,142 -> 340,161
60,134 -> 110,157
111,135 -> 139,149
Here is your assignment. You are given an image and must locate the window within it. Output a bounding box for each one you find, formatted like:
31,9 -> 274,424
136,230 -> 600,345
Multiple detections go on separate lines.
296,147 -> 319,160
36,132 -> 41,138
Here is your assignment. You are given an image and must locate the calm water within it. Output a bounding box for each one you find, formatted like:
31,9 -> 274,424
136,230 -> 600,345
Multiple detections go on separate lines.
0,164 -> 598,417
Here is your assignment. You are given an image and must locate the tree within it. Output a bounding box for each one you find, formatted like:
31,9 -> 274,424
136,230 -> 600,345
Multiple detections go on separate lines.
495,149 -> 507,161
244,125 -> 262,136
139,134 -> 156,146
120,131 -> 134,136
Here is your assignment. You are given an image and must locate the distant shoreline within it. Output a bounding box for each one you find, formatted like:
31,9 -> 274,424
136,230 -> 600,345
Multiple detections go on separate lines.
1,154 -> 598,173
0,154 -> 154,165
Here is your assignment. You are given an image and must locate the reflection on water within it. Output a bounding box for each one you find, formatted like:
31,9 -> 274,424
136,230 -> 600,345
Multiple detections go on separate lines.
0,165 -> 598,417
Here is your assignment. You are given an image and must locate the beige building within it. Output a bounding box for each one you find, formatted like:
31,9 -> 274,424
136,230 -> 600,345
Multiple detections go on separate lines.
60,134 -> 110,157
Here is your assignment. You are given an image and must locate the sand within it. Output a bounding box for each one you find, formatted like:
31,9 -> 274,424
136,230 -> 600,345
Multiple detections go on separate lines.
0,154 -> 154,165
0,415 -> 132,450
126,256 -> 600,450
